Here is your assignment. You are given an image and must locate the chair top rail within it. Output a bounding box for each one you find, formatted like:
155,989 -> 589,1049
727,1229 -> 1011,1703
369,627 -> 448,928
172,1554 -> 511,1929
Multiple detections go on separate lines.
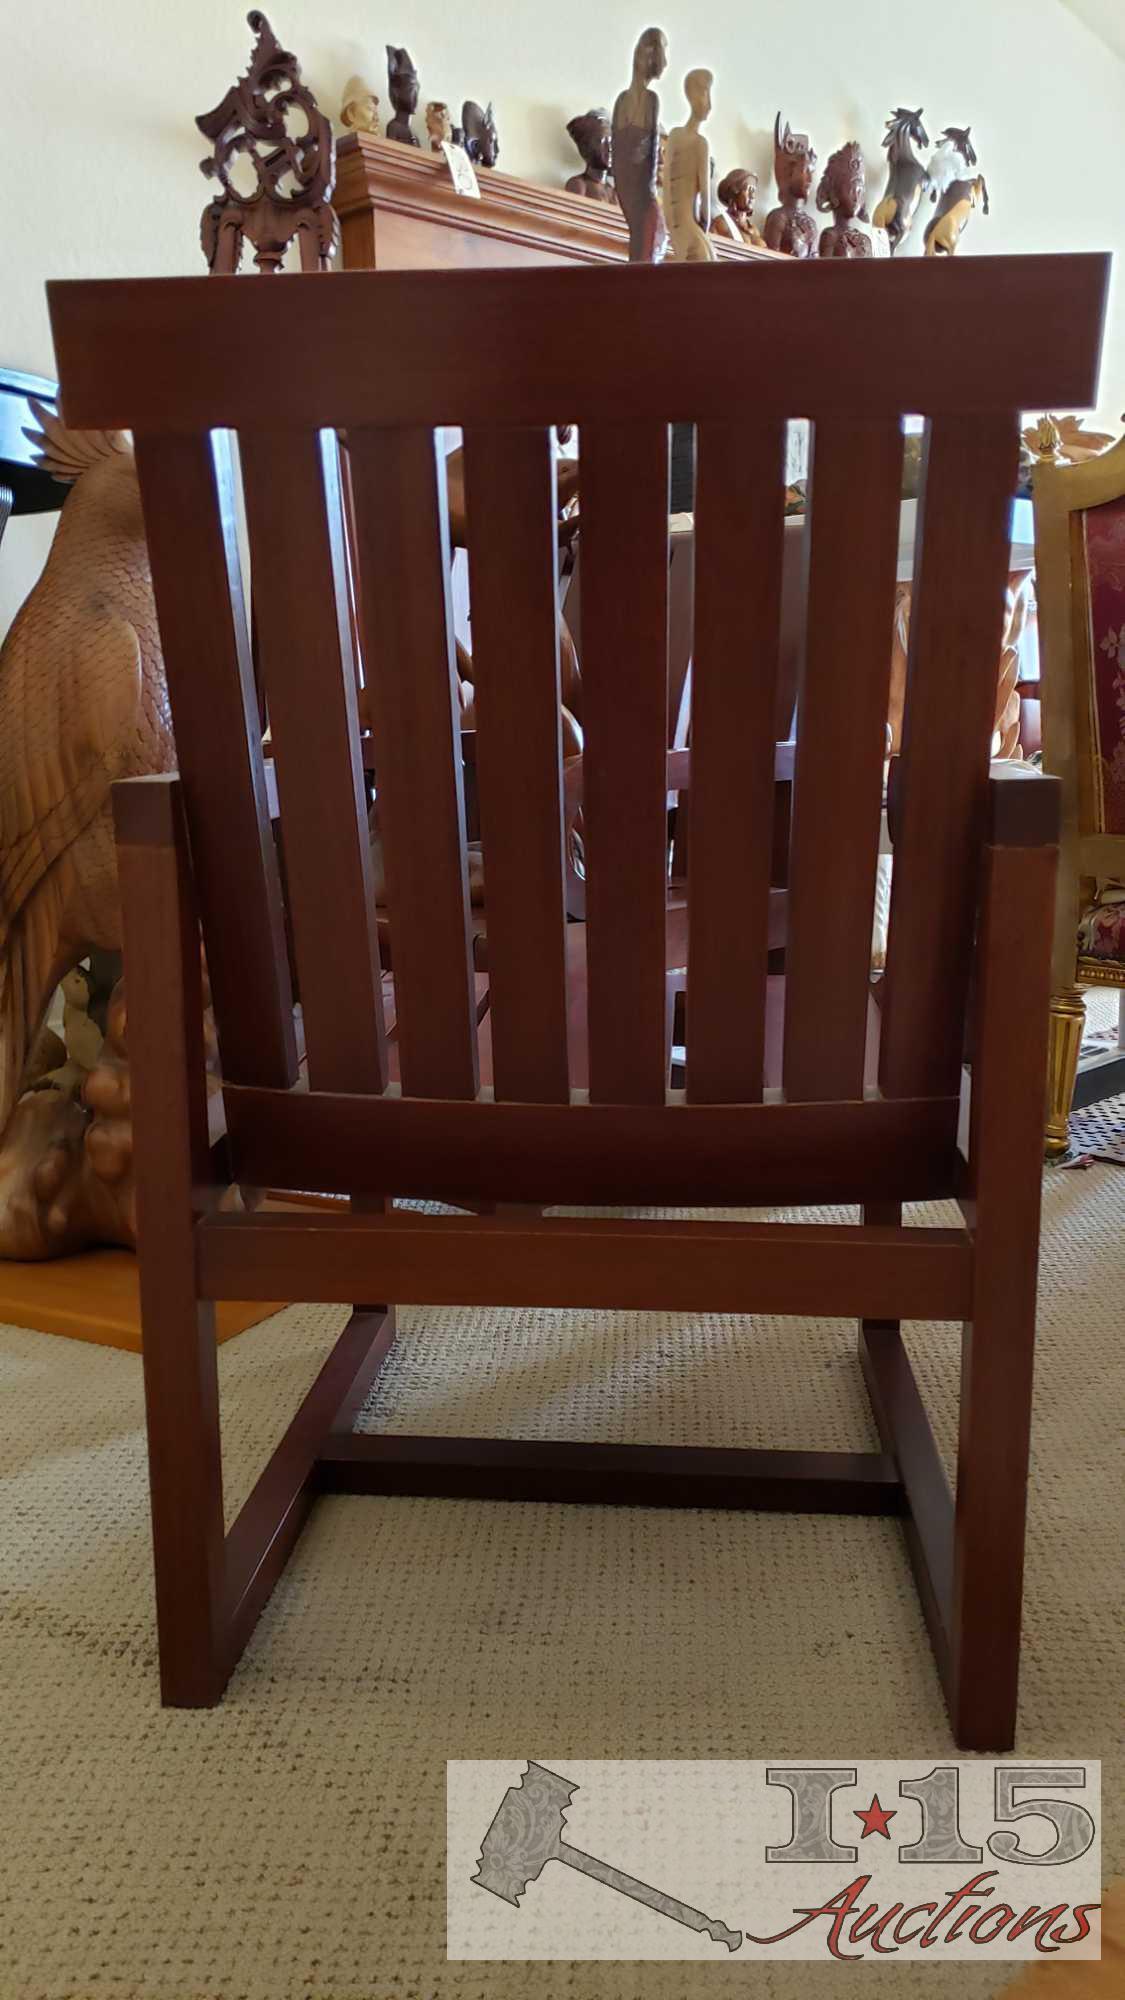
49,256 -> 1108,435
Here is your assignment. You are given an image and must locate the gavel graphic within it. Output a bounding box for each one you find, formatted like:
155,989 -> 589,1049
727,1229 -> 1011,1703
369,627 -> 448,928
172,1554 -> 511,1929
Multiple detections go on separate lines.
472,1761 -> 742,1951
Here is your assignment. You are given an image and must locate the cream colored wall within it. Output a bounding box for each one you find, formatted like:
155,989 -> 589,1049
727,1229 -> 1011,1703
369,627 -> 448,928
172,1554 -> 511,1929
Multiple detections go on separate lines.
2,0 -> 1123,634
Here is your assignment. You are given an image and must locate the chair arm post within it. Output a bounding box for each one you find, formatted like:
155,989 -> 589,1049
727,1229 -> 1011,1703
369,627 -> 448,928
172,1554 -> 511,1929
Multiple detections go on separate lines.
112,773 -> 214,1211
962,772 -> 1060,1210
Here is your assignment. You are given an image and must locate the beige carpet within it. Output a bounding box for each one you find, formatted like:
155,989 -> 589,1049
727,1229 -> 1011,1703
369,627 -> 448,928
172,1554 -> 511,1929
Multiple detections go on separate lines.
1,1162 -> 1123,1999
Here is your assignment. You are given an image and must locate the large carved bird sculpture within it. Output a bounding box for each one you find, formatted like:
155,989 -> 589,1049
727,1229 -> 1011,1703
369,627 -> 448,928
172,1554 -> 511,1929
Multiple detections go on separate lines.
0,404 -> 175,1250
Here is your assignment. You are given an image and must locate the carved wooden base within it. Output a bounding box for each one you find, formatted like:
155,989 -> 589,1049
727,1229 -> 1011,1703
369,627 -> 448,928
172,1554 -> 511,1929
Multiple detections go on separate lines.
1044,987 -> 1085,1155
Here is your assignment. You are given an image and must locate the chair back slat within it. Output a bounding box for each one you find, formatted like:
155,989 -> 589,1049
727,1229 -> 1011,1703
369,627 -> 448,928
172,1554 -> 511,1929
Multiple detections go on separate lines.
239,428 -> 387,1093
133,431 -> 297,1087
879,415 -> 1021,1097
687,419 -> 786,1103
55,263 -> 1105,1174
577,422 -> 670,1104
346,425 -> 479,1100
462,427 -> 570,1102
783,417 -> 903,1101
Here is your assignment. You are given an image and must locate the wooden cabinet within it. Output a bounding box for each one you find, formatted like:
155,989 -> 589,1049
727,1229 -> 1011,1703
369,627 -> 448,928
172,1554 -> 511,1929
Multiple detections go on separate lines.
336,132 -> 783,272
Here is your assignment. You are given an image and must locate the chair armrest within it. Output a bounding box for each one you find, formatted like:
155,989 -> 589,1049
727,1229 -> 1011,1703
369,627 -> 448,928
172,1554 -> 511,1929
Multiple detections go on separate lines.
886,757 -> 1061,853
986,763 -> 1061,846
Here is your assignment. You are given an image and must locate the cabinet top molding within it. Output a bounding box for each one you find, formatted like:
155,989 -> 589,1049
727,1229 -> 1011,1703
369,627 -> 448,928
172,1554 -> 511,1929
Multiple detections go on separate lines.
335,130 -> 782,269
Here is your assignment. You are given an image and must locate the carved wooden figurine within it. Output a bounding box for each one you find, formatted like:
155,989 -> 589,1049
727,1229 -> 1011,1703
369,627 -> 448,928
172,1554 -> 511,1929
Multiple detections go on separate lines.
872,108 -> 930,252
340,76 -> 381,137
923,125 -> 976,208
565,109 -> 618,202
764,113 -> 818,258
664,71 -> 716,261
0,404 -> 177,1256
462,101 -> 500,168
425,102 -> 453,152
197,10 -> 338,273
612,27 -> 670,262
816,141 -> 873,258
924,131 -> 988,255
386,46 -> 421,147
710,167 -> 765,246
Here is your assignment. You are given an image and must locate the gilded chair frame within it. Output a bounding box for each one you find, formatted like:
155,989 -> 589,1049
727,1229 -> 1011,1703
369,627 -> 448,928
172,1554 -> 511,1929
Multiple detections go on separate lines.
1033,431 -> 1125,1151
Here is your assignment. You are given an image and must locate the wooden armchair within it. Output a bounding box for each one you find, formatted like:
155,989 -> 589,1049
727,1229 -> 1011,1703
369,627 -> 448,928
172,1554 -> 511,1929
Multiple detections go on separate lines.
1034,429 -> 1125,1151
48,253 -> 1105,1750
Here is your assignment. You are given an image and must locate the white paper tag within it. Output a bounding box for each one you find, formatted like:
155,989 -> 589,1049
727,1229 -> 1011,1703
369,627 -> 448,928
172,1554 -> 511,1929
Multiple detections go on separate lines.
442,142 -> 481,198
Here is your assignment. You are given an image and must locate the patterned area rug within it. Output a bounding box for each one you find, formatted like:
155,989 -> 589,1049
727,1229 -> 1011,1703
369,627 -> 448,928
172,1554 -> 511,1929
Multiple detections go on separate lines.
1,1166 -> 1123,1998
1055,993 -> 1125,1165
1063,1093 -> 1125,1166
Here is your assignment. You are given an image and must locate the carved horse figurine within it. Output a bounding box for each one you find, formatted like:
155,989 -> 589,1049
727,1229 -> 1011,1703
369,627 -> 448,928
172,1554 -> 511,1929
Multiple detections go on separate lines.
923,126 -> 977,206
871,107 -> 929,252
925,171 -> 989,255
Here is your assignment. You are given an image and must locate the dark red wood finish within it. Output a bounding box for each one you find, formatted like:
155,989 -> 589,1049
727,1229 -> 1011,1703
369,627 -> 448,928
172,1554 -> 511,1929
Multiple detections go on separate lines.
54,255 -> 1101,1746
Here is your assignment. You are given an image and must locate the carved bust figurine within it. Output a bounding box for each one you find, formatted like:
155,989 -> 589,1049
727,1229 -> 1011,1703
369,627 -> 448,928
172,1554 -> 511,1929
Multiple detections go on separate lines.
425,102 -> 453,152
340,76 -> 381,137
816,141 -> 872,257
711,166 -> 765,247
664,70 -> 716,262
385,46 -> 420,146
462,100 -> 500,167
612,26 -> 669,262
765,113 -> 818,258
565,108 -> 618,202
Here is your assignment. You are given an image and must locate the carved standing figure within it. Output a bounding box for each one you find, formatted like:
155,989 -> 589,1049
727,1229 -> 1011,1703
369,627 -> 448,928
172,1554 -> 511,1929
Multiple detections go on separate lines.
565,109 -> 618,202
764,114 -> 818,258
425,102 -> 453,152
816,141 -> 872,258
871,107 -> 929,252
710,167 -> 765,246
612,27 -> 670,262
340,75 -> 381,137
664,69 -> 716,261
385,46 -> 420,146
461,100 -> 500,167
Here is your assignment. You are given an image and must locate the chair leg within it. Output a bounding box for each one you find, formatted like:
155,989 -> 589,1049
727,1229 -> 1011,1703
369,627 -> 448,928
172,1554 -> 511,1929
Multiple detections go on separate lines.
140,1283 -> 229,1707
116,777 -> 231,1706
949,828 -> 1055,1751
946,1288 -> 1036,1753
1044,986 -> 1084,1155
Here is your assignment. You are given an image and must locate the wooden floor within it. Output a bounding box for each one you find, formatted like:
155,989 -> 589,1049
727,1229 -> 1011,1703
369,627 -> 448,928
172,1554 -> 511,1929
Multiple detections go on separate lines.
1000,1879 -> 1121,1993
0,1248 -> 281,1353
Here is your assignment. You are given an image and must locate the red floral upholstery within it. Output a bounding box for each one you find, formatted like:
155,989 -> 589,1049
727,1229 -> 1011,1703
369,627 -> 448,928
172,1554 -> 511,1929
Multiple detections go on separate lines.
1077,883 -> 1125,971
1083,493 -> 1125,834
